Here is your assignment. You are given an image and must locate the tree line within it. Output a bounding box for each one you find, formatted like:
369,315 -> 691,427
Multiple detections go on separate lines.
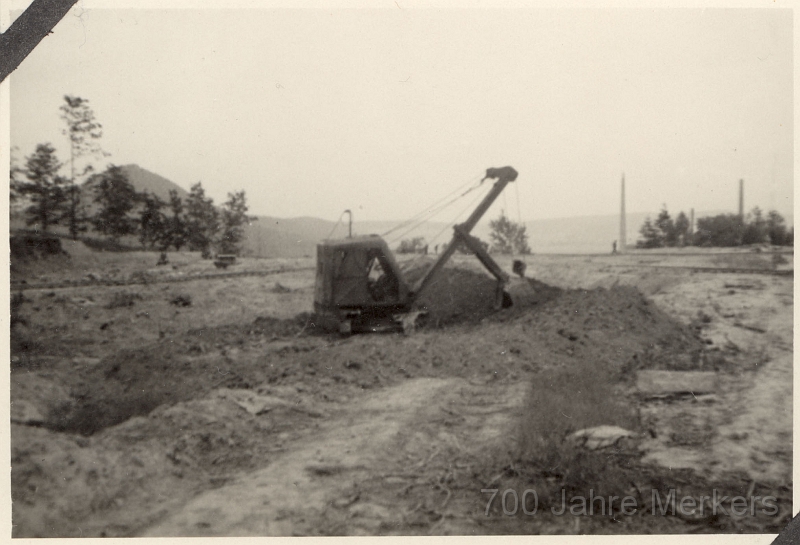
10,95 -> 254,256
637,206 -> 793,249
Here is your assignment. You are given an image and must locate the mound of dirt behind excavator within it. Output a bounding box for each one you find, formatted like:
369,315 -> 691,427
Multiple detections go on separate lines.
401,263 -> 705,371
401,260 -> 562,327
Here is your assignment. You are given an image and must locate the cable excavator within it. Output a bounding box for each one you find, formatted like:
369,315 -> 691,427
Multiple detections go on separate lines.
314,166 -> 527,334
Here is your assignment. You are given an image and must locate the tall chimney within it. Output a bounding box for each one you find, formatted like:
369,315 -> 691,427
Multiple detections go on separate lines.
690,208 -> 695,235
739,179 -> 744,218
619,173 -> 626,253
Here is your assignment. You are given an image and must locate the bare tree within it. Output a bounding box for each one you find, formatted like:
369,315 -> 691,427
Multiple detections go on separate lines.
60,95 -> 108,238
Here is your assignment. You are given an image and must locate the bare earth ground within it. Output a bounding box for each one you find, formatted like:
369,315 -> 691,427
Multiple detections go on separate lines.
9,246 -> 793,536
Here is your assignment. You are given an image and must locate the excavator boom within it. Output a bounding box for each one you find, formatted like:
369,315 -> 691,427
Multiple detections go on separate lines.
409,166 -> 518,303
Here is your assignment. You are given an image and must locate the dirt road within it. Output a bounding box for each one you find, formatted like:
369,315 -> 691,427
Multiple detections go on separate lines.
142,378 -> 527,536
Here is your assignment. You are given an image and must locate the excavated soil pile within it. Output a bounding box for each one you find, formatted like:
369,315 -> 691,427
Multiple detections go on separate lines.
489,284 -> 712,382
403,261 -> 561,326
511,285 -> 710,372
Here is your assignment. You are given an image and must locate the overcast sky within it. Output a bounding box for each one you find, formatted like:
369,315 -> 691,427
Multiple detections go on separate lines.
9,5 -> 793,224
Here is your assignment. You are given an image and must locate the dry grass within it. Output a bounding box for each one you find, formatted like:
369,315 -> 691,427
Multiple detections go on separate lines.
518,366 -> 637,454
515,361 -> 640,501
709,252 -> 774,270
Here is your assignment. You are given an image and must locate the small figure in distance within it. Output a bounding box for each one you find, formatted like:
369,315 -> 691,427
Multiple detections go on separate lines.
612,240 -> 617,255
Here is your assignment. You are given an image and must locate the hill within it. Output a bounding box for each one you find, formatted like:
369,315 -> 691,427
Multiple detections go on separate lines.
241,213 -> 653,257
81,164 -> 189,203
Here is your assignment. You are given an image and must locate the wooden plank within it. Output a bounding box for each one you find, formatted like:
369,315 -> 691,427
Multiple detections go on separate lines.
636,370 -> 717,396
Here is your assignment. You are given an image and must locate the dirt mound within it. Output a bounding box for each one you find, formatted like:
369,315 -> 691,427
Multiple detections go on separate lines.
404,261 -> 562,326
558,286 -> 703,367
413,266 -> 501,325
500,285 -> 709,374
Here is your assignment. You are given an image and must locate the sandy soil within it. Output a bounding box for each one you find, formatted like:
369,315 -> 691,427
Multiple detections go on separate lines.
642,273 -> 792,485
9,246 -> 793,536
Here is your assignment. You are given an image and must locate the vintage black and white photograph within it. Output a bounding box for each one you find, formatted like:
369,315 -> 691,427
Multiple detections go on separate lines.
6,1 -> 793,537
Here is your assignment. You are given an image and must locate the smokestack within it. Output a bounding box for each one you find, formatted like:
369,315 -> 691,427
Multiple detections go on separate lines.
739,179 -> 744,218
619,173 -> 626,253
690,208 -> 694,235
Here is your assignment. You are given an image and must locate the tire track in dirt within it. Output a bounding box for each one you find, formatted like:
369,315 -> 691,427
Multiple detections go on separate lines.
141,377 -> 528,536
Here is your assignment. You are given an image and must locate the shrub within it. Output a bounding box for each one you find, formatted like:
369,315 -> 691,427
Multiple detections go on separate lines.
489,212 -> 531,254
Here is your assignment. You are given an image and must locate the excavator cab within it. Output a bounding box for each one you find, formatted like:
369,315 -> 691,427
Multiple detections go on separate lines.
314,235 -> 412,332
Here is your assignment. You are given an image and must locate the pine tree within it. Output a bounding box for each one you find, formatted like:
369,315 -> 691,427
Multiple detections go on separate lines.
655,206 -> 677,246
16,143 -> 69,232
218,190 -> 254,254
185,182 -> 219,257
164,190 -> 188,251
674,212 -> 690,246
636,216 -> 663,248
138,192 -> 167,249
92,165 -> 138,241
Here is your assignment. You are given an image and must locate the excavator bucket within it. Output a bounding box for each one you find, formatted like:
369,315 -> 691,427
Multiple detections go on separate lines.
503,276 -> 538,308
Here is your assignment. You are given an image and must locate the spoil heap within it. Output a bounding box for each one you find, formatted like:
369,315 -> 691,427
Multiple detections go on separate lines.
403,260 -> 561,326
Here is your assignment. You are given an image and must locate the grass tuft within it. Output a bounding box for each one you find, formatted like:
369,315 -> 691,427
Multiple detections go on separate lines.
516,362 -> 640,502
